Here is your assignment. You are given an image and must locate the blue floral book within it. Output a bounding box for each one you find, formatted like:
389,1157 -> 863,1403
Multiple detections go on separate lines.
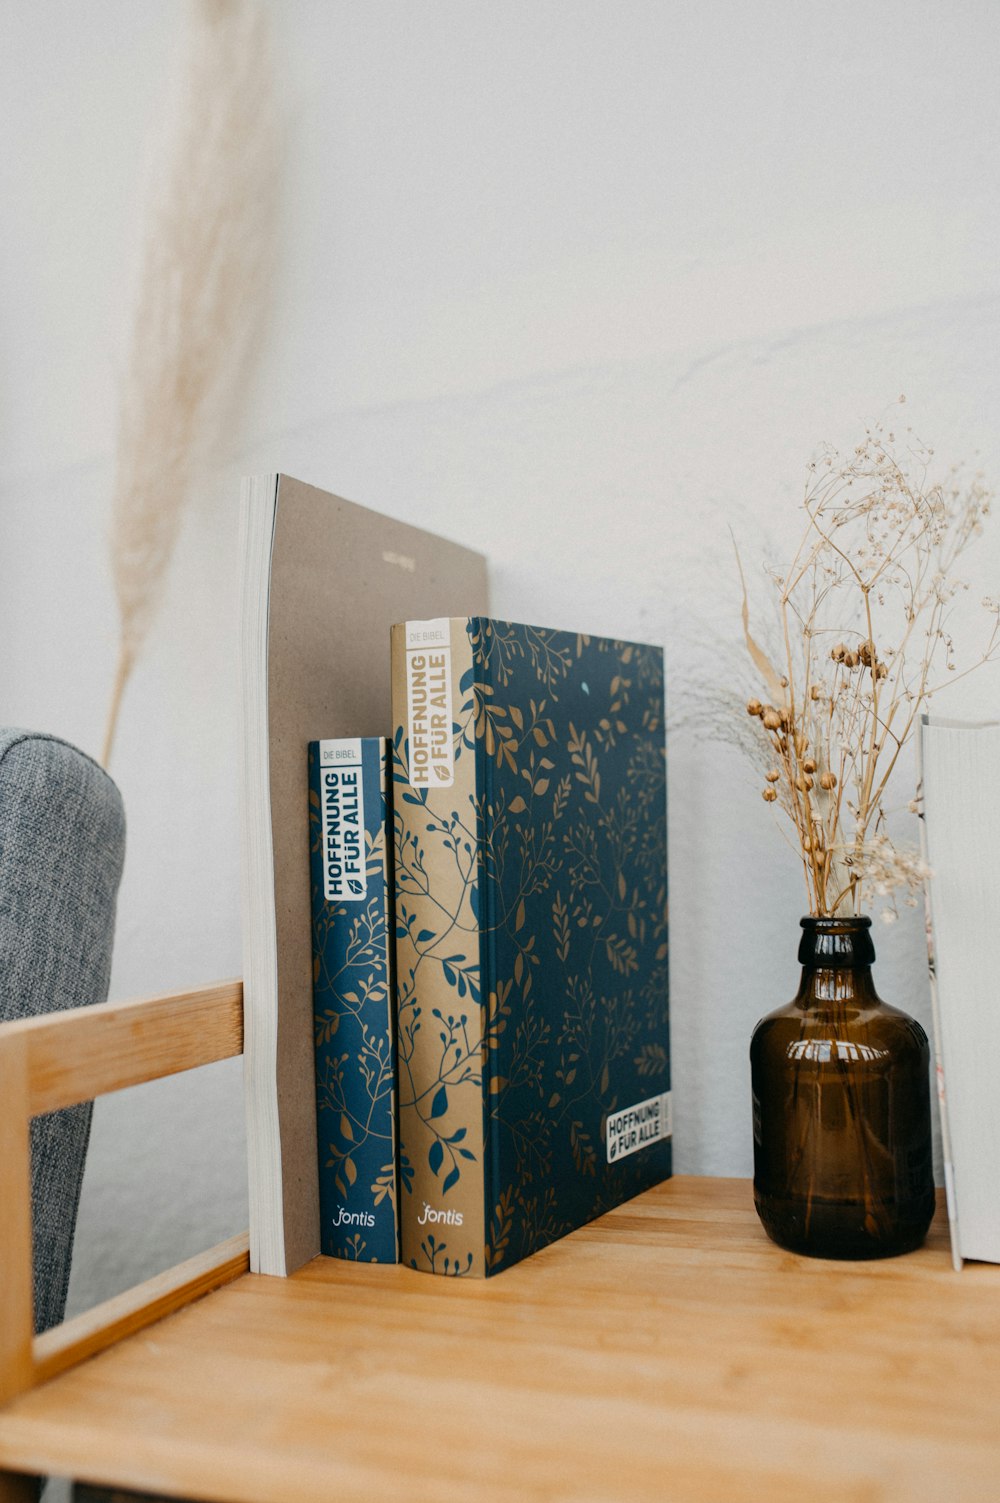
391,619 -> 670,1276
309,737 -> 399,1262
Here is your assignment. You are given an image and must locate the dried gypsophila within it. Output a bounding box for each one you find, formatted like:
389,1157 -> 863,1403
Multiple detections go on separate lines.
737,401 -> 999,918
852,835 -> 931,924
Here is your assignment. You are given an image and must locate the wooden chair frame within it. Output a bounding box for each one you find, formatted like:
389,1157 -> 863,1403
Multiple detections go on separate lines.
0,981 -> 249,1417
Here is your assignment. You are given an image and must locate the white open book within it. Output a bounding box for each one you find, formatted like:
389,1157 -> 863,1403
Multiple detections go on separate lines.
920,715 -> 1000,1268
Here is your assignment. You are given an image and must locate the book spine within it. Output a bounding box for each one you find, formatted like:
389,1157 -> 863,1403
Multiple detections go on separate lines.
391,620 -> 486,1276
310,738 -> 399,1263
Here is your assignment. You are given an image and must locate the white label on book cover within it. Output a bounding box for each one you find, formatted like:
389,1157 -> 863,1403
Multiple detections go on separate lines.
405,618 -> 454,789
606,1091 -> 672,1163
318,739 -> 367,903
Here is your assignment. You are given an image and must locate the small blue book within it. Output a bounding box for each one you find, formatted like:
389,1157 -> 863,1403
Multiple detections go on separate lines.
308,737 -> 399,1262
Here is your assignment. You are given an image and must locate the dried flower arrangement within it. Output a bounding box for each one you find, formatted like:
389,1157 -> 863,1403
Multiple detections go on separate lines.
739,399 -> 998,919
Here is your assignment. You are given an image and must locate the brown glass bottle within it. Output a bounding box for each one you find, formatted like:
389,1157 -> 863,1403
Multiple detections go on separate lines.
750,916 -> 935,1259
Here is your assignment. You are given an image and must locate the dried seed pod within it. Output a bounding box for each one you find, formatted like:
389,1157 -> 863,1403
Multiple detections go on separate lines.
858,641 -> 874,666
761,708 -> 782,731
746,697 -> 763,717
820,771 -> 837,790
762,788 -> 777,803
803,758 -> 817,774
843,650 -> 860,668
765,769 -> 780,783
831,643 -> 847,662
795,774 -> 814,793
809,683 -> 824,700
875,662 -> 888,679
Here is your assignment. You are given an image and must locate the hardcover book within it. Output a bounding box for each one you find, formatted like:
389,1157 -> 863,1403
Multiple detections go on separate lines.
919,715 -> 1000,1269
238,474 -> 487,1275
309,737 -> 399,1262
391,617 -> 671,1276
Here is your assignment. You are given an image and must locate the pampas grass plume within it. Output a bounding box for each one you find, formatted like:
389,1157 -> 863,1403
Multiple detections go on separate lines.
102,0 -> 279,767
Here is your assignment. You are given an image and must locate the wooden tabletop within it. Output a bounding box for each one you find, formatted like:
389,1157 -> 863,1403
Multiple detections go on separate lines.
1,1176 -> 999,1503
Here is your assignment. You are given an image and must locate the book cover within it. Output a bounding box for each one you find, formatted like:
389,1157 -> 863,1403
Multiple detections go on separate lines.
309,737 -> 399,1262
919,715 -> 1000,1268
238,474 -> 487,1275
391,617 -> 671,1276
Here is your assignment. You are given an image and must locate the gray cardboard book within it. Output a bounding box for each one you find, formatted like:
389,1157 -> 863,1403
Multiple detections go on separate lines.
239,475 -> 488,1275
919,715 -> 1000,1268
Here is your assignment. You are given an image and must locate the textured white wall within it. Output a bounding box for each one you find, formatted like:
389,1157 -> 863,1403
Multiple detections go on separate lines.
2,1 -> 999,1319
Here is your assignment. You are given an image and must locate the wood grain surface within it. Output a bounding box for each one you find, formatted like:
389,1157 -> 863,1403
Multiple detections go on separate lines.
2,1177 -> 999,1503
5,981 -> 244,1117
0,979 -> 245,1424
33,1236 -> 250,1389
0,1037 -> 33,1407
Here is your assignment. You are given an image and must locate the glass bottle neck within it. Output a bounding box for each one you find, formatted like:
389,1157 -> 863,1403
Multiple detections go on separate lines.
796,916 -> 879,1006
801,966 -> 876,1003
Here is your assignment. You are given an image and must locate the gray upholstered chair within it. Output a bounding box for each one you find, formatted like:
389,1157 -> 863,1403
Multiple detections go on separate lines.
0,730 -> 125,1337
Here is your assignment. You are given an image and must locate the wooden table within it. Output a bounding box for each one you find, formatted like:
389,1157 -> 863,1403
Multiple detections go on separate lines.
1,1176 -> 999,1503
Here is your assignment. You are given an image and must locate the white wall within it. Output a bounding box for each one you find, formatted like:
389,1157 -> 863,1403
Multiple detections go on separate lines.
2,1 -> 999,1315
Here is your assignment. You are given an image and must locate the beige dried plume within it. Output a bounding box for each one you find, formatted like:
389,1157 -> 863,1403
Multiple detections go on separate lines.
102,0 -> 279,767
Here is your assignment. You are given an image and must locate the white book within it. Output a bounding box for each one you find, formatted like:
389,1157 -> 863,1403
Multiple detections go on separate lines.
238,475 -> 487,1275
919,715 -> 1000,1268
